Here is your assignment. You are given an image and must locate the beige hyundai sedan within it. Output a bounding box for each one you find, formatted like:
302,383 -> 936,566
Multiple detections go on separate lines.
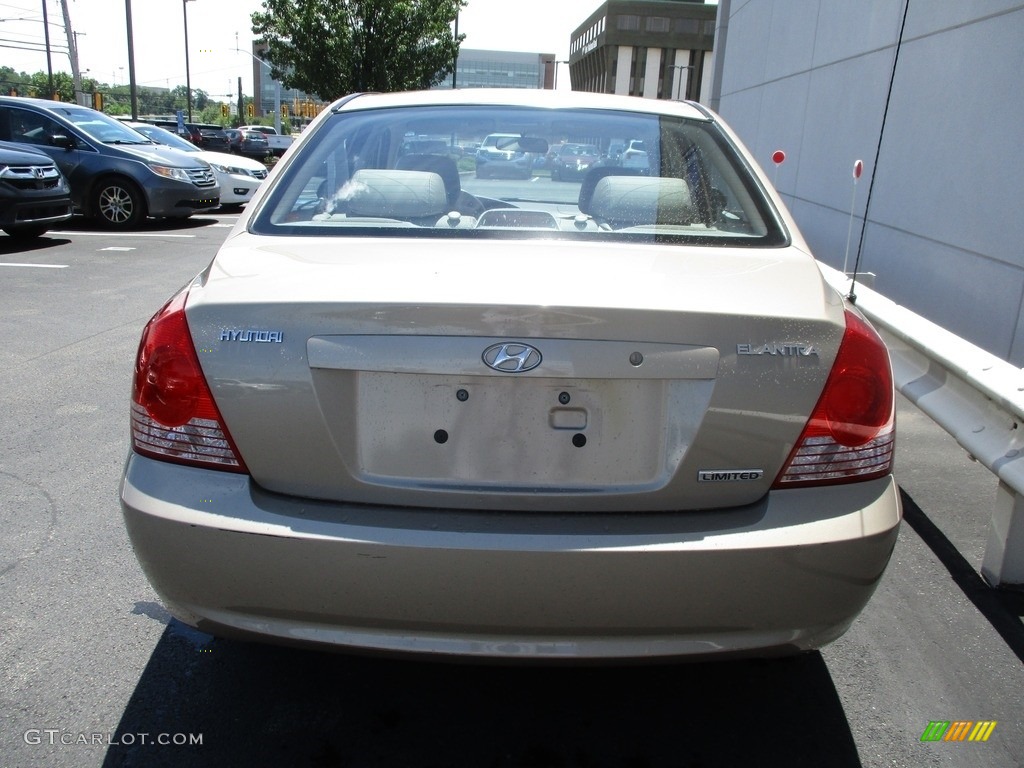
120,89 -> 900,660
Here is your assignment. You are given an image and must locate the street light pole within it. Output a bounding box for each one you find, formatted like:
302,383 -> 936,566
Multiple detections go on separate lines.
236,45 -> 282,133
183,0 -> 196,122
671,64 -> 694,101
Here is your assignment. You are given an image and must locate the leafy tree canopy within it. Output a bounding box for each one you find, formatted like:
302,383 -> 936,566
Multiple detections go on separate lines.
251,0 -> 465,100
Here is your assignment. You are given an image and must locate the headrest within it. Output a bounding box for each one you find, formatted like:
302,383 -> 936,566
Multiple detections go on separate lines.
347,169 -> 448,219
587,175 -> 694,227
577,167 -> 645,215
395,154 -> 461,207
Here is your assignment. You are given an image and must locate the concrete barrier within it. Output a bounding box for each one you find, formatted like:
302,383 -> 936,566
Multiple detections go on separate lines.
818,263 -> 1024,589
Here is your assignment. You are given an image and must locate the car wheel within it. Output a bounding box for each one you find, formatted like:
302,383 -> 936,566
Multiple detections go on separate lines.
551,167 -> 560,181
93,177 -> 145,229
3,224 -> 50,240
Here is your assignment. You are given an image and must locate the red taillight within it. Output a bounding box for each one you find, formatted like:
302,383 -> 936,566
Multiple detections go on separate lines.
774,310 -> 894,487
131,288 -> 247,472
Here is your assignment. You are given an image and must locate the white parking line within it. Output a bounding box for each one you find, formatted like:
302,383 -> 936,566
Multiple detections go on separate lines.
0,263 -> 69,268
47,231 -> 196,238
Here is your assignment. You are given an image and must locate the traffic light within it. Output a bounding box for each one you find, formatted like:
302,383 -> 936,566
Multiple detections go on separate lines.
93,91 -> 103,111
247,103 -> 255,118
221,103 -> 229,118
281,103 -> 288,118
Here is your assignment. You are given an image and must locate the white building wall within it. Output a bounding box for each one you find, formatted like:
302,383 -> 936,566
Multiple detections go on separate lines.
643,48 -> 663,99
698,50 -> 713,104
712,0 -> 1024,364
672,50 -> 691,101
615,46 -> 633,96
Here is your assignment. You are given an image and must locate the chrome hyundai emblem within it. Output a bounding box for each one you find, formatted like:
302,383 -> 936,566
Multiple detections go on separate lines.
482,342 -> 542,373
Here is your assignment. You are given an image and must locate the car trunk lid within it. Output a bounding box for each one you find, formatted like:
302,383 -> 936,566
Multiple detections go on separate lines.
185,233 -> 845,511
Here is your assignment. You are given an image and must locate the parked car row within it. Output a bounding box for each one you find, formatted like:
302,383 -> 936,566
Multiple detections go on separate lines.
126,122 -> 268,209
133,121 -> 277,160
472,134 -> 656,181
0,97 -> 271,231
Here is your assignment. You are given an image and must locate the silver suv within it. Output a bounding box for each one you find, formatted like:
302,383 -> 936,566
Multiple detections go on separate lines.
0,97 -> 219,228
474,132 -> 536,179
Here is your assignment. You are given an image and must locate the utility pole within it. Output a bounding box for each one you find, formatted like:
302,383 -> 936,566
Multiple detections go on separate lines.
40,0 -> 54,96
125,0 -> 138,118
183,0 -> 195,122
58,0 -> 82,103
451,12 -> 458,88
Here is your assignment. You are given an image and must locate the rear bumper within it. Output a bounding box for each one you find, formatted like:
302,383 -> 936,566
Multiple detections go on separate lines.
120,454 -> 901,660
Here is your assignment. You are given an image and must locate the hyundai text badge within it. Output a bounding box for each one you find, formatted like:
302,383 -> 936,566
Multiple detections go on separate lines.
482,342 -> 542,373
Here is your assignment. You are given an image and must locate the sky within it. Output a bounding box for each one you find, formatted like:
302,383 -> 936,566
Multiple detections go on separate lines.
0,0 -> 606,98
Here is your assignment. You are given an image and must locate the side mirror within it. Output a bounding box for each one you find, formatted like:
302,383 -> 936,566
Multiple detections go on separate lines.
50,133 -> 76,150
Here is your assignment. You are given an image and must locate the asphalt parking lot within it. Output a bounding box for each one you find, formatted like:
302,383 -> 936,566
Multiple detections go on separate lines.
1,213 -> 1021,767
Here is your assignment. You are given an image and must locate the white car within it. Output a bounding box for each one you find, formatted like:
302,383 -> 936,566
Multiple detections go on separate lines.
121,89 -> 900,661
621,138 -> 649,168
125,122 -> 268,208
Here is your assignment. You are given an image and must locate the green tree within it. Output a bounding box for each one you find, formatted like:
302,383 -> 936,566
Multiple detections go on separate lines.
28,71 -> 75,102
251,0 -> 465,99
1,66 -> 31,95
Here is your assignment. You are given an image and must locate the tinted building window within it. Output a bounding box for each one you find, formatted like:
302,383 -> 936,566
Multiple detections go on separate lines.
646,17 -> 670,33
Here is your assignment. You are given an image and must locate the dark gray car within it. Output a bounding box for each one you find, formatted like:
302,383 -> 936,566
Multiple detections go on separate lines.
0,140 -> 72,239
0,97 -> 219,229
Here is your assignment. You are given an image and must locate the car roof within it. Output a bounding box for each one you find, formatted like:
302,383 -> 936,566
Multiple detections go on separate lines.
333,89 -> 712,122
0,95 -> 98,115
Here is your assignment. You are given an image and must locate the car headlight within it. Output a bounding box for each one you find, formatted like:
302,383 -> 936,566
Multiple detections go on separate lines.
209,163 -> 248,176
149,164 -> 192,183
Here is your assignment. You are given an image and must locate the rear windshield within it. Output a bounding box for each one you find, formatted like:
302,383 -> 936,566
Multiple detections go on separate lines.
251,104 -> 787,247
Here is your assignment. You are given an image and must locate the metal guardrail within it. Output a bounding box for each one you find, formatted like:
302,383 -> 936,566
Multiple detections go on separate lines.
818,263 -> 1024,588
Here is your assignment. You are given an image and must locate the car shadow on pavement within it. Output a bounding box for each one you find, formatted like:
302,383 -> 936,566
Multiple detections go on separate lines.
0,233 -> 72,254
52,214 -> 225,233
901,489 -> 1024,664
103,618 -> 863,768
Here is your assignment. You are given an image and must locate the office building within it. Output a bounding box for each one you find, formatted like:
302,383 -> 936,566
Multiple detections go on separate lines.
568,0 -> 717,101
